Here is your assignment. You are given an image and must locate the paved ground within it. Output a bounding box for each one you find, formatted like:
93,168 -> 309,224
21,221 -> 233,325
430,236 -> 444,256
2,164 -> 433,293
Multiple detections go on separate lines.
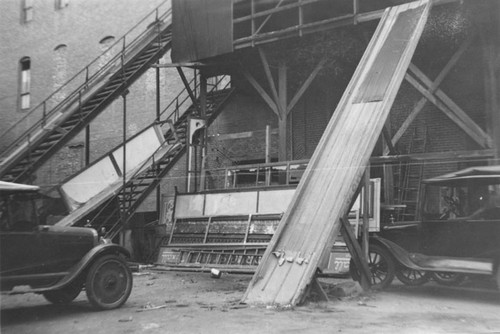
1,269 -> 500,334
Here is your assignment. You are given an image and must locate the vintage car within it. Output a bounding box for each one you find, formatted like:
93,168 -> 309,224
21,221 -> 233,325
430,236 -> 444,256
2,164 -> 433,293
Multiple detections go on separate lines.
0,181 -> 133,310
350,165 -> 500,291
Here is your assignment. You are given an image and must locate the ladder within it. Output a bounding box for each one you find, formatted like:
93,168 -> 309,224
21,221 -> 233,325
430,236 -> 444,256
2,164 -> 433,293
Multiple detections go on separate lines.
396,125 -> 427,221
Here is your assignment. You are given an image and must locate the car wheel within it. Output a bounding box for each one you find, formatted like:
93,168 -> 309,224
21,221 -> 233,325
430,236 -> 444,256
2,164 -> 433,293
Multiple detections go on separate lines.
496,265 -> 500,291
43,280 -> 83,305
85,254 -> 132,310
396,267 -> 430,286
349,244 -> 395,290
431,272 -> 466,286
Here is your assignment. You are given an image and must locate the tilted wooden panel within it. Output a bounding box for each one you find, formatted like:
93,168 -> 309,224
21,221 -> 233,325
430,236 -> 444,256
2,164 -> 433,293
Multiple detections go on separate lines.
242,0 -> 431,306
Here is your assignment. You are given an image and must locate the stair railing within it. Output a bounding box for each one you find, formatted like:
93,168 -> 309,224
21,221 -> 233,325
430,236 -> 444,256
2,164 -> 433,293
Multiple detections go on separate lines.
84,75 -> 232,237
0,0 -> 172,162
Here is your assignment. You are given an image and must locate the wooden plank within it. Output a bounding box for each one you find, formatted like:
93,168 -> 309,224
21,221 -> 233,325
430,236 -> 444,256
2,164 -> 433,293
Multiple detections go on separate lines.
242,1 -> 431,306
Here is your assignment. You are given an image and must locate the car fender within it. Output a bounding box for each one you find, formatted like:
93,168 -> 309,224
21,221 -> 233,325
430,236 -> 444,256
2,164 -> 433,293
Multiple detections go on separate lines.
369,236 -> 421,270
29,243 -> 130,293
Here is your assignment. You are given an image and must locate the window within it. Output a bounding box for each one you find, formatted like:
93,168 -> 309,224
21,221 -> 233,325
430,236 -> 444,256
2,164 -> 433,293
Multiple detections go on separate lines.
20,57 -> 31,110
22,0 -> 33,23
55,0 -> 69,10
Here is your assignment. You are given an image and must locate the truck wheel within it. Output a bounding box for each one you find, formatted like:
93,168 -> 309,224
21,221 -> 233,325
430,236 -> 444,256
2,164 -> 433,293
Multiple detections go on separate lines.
431,272 -> 466,286
85,255 -> 132,310
396,267 -> 430,286
349,244 -> 395,290
43,280 -> 82,305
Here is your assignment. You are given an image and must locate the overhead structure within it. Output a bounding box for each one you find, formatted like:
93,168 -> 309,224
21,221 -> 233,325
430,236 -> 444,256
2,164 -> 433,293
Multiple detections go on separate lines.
242,0 -> 432,306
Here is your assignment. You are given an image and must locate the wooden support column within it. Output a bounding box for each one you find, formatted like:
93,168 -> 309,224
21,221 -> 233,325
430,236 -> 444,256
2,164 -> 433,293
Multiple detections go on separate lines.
362,168 -> 370,260
278,62 -> 287,161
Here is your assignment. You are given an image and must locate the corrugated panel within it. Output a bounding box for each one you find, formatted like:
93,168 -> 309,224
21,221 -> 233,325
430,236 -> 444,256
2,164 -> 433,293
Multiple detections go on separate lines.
172,0 -> 233,63
242,0 -> 431,306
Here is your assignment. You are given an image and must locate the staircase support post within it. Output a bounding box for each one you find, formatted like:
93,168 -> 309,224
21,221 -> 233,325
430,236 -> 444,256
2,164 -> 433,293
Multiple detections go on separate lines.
199,73 -> 208,191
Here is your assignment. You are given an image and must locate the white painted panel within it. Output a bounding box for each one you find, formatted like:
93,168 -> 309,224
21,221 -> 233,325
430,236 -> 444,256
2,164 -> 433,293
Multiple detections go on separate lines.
60,157 -> 119,210
204,192 -> 257,216
258,189 -> 296,214
175,194 -> 205,218
112,125 -> 163,174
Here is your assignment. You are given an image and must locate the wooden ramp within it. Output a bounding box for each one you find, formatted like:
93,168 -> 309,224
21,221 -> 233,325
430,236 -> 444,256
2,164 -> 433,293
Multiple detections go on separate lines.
242,0 -> 431,306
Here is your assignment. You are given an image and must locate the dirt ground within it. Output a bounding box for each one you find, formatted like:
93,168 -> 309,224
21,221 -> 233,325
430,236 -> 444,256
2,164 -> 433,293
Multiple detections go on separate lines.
1,269 -> 500,334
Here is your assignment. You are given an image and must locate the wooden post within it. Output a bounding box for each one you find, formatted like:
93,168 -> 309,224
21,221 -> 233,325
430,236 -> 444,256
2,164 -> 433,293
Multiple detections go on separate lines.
362,167 -> 370,260
278,62 -> 287,161
265,125 -> 271,186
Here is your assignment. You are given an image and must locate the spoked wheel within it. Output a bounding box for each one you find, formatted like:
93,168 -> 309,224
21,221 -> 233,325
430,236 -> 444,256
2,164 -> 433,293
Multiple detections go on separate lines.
396,267 -> 430,286
43,280 -> 83,305
349,244 -> 396,290
431,272 -> 466,286
496,265 -> 500,291
85,255 -> 133,310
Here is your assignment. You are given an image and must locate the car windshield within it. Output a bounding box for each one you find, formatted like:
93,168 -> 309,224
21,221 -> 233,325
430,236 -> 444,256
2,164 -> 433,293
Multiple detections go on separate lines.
423,183 -> 500,220
0,194 -> 37,231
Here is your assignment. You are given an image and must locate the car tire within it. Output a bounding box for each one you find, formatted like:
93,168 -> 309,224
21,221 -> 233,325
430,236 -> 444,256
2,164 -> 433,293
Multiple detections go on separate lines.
496,265 -> 500,291
349,244 -> 395,290
431,272 -> 466,286
43,280 -> 83,305
85,254 -> 132,310
396,267 -> 430,286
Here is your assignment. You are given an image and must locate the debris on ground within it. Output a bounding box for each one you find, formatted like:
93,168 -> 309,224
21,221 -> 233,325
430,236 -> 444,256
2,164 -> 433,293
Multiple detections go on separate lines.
137,303 -> 167,312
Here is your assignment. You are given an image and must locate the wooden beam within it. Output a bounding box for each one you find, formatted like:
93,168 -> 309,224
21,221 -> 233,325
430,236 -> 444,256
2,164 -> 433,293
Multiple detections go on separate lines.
253,0 -> 286,37
370,148 -> 495,164
405,69 -> 492,148
389,35 -> 474,153
241,67 -> 279,117
411,65 -> 491,147
382,125 -> 397,155
287,57 -> 328,114
340,217 -> 371,290
258,48 -> 283,117
176,67 -> 199,112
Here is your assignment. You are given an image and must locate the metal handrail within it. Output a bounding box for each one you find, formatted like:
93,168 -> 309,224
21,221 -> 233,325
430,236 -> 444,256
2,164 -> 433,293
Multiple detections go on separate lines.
0,0 -> 172,159
88,75 -> 232,237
